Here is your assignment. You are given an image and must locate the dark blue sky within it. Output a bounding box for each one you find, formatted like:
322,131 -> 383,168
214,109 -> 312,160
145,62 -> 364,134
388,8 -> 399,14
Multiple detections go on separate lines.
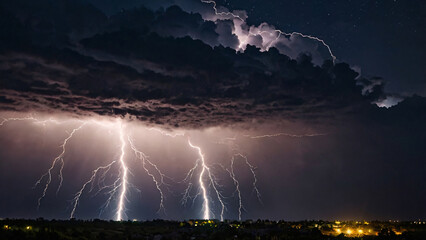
217,0 -> 426,96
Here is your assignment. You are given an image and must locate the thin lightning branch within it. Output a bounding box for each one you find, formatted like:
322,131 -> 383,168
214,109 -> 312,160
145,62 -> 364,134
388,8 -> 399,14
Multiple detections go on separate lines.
235,153 -> 262,204
200,0 -> 337,63
34,123 -> 87,209
0,117 -> 36,126
250,30 -> 337,62
215,138 -> 263,217
70,161 -> 116,218
201,0 -> 244,22
100,178 -> 122,217
227,156 -> 243,221
181,159 -> 200,206
0,116 -> 75,127
246,132 -> 327,139
128,137 -> 167,214
148,127 -> 185,138
57,158 -> 65,195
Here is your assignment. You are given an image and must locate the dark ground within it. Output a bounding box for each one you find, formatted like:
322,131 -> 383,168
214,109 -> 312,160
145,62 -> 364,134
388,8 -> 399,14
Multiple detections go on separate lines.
1,219 -> 426,240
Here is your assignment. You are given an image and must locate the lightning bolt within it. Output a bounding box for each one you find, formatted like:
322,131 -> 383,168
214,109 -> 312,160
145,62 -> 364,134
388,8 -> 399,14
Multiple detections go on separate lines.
200,0 -> 337,63
187,139 -> 226,221
226,155 -> 243,221
201,0 -> 245,22
34,123 -> 86,209
116,120 -> 128,221
187,140 -> 211,219
235,153 -> 262,203
2,115 -> 266,221
224,153 -> 262,221
215,137 -> 263,220
128,136 -> 168,214
70,161 -> 116,219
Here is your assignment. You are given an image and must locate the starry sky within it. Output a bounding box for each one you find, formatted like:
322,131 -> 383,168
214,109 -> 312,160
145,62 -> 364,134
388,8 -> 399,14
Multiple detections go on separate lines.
217,0 -> 426,96
0,0 -> 425,221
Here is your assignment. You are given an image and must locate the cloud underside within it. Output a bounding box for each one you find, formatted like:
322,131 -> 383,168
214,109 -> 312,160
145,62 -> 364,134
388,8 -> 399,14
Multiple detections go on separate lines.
0,0 -> 413,128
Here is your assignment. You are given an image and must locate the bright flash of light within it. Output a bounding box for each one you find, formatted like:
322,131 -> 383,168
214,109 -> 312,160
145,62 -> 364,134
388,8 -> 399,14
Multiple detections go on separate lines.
116,121 -> 128,221
1,115 -> 268,221
187,140 -> 210,220
0,116 -> 174,220
200,0 -> 337,63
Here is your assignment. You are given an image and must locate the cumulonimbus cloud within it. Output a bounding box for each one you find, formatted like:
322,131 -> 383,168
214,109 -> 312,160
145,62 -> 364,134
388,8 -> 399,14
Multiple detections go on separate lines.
0,0 -> 421,129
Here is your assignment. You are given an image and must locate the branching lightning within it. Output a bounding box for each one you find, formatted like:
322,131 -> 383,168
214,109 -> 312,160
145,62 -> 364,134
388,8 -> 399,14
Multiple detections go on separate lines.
1,115 -> 272,221
201,0 -> 245,22
128,136 -> 168,214
186,139 -> 227,221
0,116 -> 174,220
226,155 -> 243,221
34,123 -> 86,209
70,161 -> 116,218
200,0 -> 337,63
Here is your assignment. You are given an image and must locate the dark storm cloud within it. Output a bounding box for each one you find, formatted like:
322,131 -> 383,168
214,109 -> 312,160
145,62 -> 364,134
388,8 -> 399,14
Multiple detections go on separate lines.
0,0 -> 424,128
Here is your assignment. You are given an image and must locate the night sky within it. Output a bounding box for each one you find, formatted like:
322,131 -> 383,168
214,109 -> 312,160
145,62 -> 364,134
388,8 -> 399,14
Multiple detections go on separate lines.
0,0 -> 425,221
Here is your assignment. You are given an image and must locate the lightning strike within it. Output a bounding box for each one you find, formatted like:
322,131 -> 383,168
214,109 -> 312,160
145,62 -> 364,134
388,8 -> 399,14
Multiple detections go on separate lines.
128,137 -> 168,214
187,139 -> 226,221
116,121 -> 128,221
201,0 -> 245,22
70,161 -> 116,219
34,123 -> 86,209
235,153 -> 262,203
227,155 -> 243,221
200,0 -> 337,63
1,114 -> 265,221
188,140 -> 211,219
215,138 -> 263,219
